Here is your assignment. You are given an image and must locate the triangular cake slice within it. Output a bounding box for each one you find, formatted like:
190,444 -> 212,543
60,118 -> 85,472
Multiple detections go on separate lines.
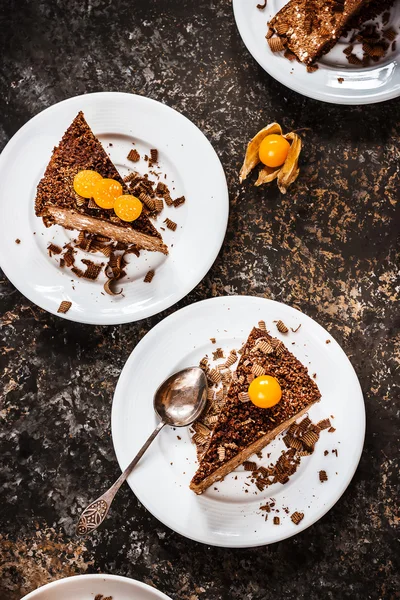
268,0 -> 374,66
190,326 -> 321,494
35,111 -> 167,254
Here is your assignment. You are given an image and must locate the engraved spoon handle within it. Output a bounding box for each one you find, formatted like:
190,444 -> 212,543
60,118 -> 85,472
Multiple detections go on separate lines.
76,420 -> 166,536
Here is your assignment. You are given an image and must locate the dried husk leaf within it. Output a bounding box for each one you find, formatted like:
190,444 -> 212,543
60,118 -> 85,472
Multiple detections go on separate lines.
255,164 -> 281,186
239,122 -> 282,182
276,132 -> 301,194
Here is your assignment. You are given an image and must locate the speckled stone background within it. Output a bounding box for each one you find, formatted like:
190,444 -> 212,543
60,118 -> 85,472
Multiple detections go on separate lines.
1,0 -> 399,598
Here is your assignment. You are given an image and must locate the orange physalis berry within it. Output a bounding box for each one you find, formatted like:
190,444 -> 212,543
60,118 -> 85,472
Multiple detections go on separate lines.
248,375 -> 282,408
92,178 -> 123,209
73,170 -> 103,198
114,195 -> 143,222
259,135 -> 290,168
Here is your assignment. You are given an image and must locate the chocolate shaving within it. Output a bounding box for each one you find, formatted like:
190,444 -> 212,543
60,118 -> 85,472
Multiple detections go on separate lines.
276,319 -> 289,333
173,195 -> 185,208
257,0 -> 267,9
290,511 -> 304,525
154,198 -> 164,212
383,28 -> 397,42
144,269 -> 155,283
87,198 -> 99,209
127,149 -> 140,162
213,348 -> 225,360
82,259 -> 102,280
71,267 -> 84,278
57,300 -> 72,314
63,249 -> 75,267
268,36 -> 285,52
164,218 -> 177,231
319,470 -> 328,482
301,429 -> 319,449
316,418 -> 331,430
48,243 -> 62,256
103,278 -> 122,296
243,461 -> 257,472
150,148 -> 158,163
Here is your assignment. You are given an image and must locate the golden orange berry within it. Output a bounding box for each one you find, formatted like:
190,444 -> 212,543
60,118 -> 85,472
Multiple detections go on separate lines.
93,178 -> 123,209
114,195 -> 143,222
73,170 -> 102,198
248,375 -> 282,408
259,135 -> 290,168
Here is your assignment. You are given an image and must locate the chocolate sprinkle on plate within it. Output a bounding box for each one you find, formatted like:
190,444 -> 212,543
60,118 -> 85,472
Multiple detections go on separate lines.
57,300 -> 72,314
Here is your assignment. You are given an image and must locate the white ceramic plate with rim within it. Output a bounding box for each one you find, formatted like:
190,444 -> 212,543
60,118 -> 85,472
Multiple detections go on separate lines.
0,92 -> 228,324
233,0 -> 400,105
112,295 -> 365,548
21,574 -> 172,600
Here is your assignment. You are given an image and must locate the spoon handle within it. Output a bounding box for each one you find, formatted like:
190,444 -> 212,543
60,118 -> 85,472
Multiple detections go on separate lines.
76,420 -> 166,536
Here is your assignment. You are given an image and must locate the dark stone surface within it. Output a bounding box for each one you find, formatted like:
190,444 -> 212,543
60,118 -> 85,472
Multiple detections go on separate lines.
0,0 -> 399,598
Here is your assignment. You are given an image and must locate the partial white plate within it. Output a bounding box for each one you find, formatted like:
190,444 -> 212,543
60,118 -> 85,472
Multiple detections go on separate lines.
21,574 -> 172,600
0,92 -> 228,324
233,0 -> 400,105
112,296 -> 365,548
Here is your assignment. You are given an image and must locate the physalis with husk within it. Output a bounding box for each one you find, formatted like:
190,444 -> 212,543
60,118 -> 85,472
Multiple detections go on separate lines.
239,123 -> 302,194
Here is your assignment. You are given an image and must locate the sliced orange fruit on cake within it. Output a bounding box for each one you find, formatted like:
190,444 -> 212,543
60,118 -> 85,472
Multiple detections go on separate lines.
35,111 -> 167,254
190,324 -> 321,494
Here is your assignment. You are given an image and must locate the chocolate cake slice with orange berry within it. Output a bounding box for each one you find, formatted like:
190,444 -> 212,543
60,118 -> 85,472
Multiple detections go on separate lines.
35,111 -> 167,254
190,324 -> 321,494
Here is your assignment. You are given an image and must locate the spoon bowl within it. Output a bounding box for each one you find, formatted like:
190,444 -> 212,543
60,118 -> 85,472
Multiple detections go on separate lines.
154,367 -> 208,426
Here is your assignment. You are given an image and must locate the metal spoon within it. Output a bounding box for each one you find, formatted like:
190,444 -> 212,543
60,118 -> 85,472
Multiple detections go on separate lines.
76,366 -> 208,536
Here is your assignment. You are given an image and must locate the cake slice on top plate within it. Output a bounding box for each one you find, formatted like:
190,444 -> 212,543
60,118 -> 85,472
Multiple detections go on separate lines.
268,0 -> 393,66
35,111 -> 167,254
190,324 -> 321,494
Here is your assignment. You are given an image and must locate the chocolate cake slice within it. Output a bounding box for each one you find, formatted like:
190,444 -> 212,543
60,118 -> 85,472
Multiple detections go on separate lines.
268,0 -> 388,66
190,326 -> 321,494
35,112 -> 167,254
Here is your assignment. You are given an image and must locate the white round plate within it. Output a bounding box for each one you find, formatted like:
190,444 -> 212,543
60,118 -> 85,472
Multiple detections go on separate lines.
0,92 -> 228,324
112,296 -> 365,548
233,0 -> 400,105
21,574 -> 172,600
